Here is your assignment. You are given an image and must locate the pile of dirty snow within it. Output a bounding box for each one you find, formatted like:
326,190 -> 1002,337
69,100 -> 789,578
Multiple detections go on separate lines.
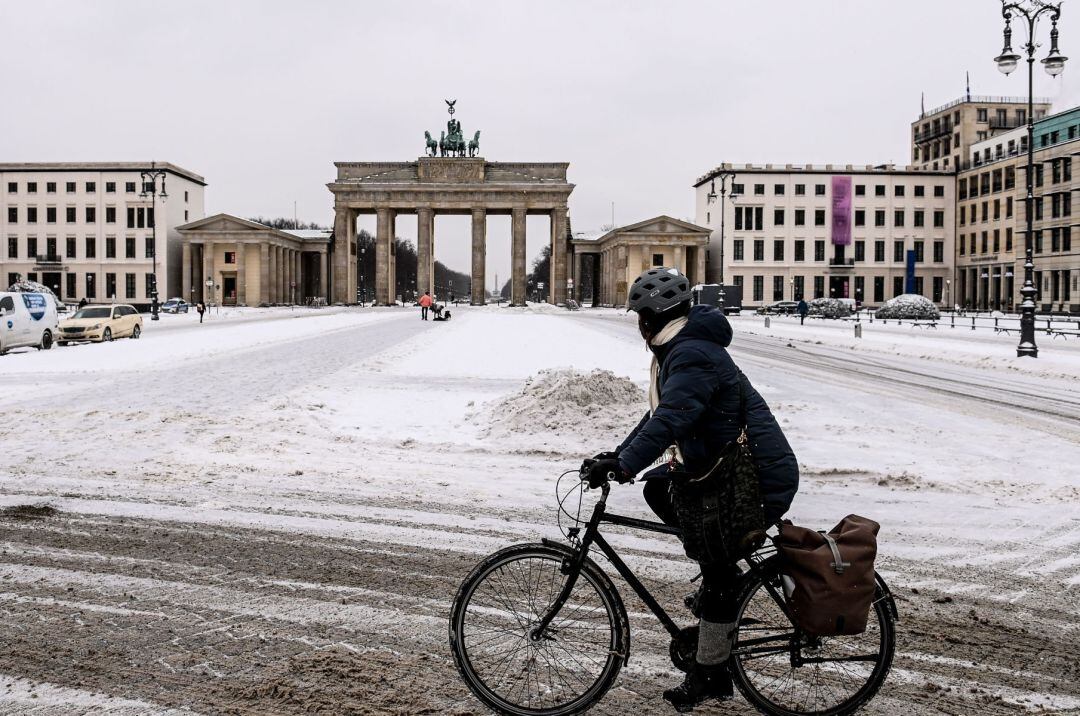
472,368 -> 648,453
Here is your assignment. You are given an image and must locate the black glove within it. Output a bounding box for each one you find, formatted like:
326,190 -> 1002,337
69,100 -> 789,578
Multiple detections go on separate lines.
591,450 -> 620,461
583,458 -> 631,489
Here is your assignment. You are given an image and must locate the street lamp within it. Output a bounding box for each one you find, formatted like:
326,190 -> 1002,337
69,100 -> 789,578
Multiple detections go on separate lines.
140,162 -> 168,321
706,171 -> 737,309
996,0 -> 1066,357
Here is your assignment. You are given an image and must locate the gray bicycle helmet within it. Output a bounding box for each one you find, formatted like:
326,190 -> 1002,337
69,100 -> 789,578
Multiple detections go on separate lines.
626,267 -> 692,313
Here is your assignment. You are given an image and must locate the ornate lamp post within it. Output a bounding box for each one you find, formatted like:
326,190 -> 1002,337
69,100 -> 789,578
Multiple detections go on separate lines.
995,0 -> 1067,357
140,162 -> 168,321
706,171 -> 738,309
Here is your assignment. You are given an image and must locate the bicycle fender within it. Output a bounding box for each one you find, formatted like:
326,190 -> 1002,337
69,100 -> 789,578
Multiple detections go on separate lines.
541,538 -> 633,666
874,572 -> 900,622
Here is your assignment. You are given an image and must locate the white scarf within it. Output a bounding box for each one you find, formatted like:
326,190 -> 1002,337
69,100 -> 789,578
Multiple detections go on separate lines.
648,315 -> 689,463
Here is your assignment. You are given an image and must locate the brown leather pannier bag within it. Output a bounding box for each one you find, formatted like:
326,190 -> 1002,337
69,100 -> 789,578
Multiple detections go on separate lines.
774,515 -> 880,636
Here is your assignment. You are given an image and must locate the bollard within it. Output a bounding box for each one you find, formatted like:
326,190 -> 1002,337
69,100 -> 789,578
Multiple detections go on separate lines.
765,316 -> 771,328
950,314 -> 955,328
855,323 -> 862,339
972,316 -> 976,331
994,317 -> 999,329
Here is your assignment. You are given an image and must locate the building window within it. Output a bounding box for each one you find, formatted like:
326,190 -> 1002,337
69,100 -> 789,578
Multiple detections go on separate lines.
125,273 -> 136,299
893,276 -> 904,297
106,237 -> 116,258
752,275 -> 764,302
733,240 -> 744,260
105,182 -> 116,193
27,207 -> 36,223
894,209 -> 905,227
46,182 -> 56,193
914,240 -> 925,262
145,237 -> 155,258
754,183 -> 765,195
27,182 -> 37,193
66,236 -> 77,258
85,273 -> 96,299
794,184 -> 805,196
933,209 -> 945,227
914,209 -> 925,228
27,237 -> 37,257
106,273 -> 116,299
933,240 -> 944,263
932,276 -> 943,302
734,206 -> 763,231
7,236 -> 16,259
753,239 -> 764,261
854,240 -> 865,262
1006,227 -> 1014,251
731,183 -> 744,195
874,276 -> 885,303
854,209 -> 865,226
774,184 -> 785,195
106,206 -> 116,223
773,240 -> 784,261
794,209 -> 805,226
65,206 -> 76,223
86,181 -> 96,193
65,182 -> 76,193
794,240 -> 805,261
127,207 -> 135,228
874,240 -> 885,262
145,273 -> 155,297
977,108 -> 988,122
959,234 -> 966,255
773,208 -> 785,226
981,231 -> 989,253
894,185 -> 905,197
814,275 -> 825,299
855,184 -> 865,196
125,236 -> 136,259
814,209 -> 825,226
893,240 -> 905,262
815,184 -> 826,196
225,251 -> 237,264
85,206 -> 96,223
914,185 -> 925,197
6,207 -> 16,223
66,273 -> 76,298
814,240 -> 825,262
184,190 -> 189,203
773,275 -> 784,301
933,185 -> 945,198
85,236 -> 96,258
125,182 -> 136,193
46,207 -> 57,223
46,237 -> 56,259
874,185 -> 885,197
6,181 -> 16,193
874,209 -> 885,227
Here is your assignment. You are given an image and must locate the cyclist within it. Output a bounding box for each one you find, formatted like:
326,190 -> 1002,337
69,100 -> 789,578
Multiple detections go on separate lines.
583,267 -> 799,712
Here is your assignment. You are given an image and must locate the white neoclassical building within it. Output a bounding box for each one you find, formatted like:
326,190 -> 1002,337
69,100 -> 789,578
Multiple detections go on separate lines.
0,162 -> 205,306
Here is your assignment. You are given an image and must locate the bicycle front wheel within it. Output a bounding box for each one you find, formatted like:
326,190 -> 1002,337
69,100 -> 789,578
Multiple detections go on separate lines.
731,560 -> 896,716
449,543 -> 629,716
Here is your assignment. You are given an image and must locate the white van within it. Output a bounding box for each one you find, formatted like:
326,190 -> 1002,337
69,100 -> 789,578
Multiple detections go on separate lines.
0,291 -> 60,355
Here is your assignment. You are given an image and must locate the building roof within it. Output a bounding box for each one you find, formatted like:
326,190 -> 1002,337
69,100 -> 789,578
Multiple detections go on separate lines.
0,161 -> 206,186
917,94 -> 1052,119
694,162 -> 953,187
176,213 -> 331,244
283,229 -> 333,241
571,215 -> 710,247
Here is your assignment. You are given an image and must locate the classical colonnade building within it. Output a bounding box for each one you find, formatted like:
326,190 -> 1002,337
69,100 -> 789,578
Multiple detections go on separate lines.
327,157 -> 573,306
176,214 -> 329,305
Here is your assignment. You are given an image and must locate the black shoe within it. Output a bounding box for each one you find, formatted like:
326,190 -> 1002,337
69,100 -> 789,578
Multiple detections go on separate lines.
663,663 -> 733,712
683,585 -> 703,618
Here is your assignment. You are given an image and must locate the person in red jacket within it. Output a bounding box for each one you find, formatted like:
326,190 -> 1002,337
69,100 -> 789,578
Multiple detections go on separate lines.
419,291 -> 433,320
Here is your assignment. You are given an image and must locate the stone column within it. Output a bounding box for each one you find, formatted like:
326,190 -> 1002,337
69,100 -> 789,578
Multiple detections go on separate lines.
674,245 -> 685,275
236,242 -> 247,305
294,251 -> 301,303
259,243 -> 270,305
573,251 -> 584,303
278,246 -> 286,303
471,207 -> 487,305
286,248 -> 294,304
203,242 -> 215,305
511,207 -> 527,306
696,245 -> 707,287
417,207 -> 434,298
270,245 -> 279,303
181,242 -> 192,302
319,249 -> 328,301
549,206 -> 568,305
332,206 -> 350,304
375,207 -> 393,305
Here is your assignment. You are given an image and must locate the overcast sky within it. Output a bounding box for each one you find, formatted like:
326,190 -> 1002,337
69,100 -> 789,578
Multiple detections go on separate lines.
2,0 -> 1077,285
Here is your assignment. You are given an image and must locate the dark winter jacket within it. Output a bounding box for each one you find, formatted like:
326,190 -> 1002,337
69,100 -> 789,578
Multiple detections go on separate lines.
617,305 -> 799,523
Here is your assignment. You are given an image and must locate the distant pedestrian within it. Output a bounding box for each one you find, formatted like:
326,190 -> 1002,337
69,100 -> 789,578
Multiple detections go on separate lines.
77,298 -> 88,310
796,298 -> 809,325
196,301 -> 206,323
419,291 -> 433,320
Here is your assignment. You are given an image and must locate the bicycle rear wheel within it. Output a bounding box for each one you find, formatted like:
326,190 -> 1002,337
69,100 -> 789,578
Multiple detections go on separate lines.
731,560 -> 895,716
449,543 -> 629,716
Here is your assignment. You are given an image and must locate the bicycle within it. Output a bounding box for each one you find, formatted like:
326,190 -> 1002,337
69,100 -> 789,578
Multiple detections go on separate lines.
449,470 -> 898,715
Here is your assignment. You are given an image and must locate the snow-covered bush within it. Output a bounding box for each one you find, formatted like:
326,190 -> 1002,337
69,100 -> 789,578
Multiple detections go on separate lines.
808,297 -> 852,319
7,278 -> 60,305
875,293 -> 940,320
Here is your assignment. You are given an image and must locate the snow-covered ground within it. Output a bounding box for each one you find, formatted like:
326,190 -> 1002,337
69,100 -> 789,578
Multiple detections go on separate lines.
0,305 -> 1077,715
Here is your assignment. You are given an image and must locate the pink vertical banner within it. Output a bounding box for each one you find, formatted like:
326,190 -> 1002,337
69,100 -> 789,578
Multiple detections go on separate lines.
831,175 -> 852,246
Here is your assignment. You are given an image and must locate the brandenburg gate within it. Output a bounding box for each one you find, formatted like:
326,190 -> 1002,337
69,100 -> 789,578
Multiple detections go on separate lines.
327,102 -> 574,306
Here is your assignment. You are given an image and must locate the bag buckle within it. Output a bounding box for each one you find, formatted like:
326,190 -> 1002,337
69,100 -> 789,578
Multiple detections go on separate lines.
822,534 -> 850,575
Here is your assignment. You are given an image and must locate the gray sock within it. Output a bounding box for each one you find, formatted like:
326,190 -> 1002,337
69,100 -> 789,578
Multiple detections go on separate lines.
697,619 -> 735,665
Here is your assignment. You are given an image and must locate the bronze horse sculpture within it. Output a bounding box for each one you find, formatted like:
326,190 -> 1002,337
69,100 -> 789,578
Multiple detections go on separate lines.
468,130 -> 481,157
424,131 -> 438,157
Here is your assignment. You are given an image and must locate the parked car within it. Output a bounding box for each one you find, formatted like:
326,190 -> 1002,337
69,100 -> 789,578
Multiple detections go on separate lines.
756,301 -> 800,315
0,291 -> 59,354
59,304 -> 143,344
161,298 -> 190,314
